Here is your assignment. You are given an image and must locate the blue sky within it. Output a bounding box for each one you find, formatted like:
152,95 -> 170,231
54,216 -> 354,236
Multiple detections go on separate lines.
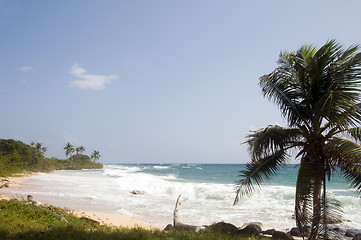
1,0 -> 361,164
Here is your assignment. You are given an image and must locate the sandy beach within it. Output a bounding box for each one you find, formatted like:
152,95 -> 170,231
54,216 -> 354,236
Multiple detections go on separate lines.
0,175 -> 161,230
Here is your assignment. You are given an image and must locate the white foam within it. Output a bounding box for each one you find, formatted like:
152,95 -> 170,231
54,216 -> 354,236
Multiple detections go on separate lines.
153,166 -> 170,169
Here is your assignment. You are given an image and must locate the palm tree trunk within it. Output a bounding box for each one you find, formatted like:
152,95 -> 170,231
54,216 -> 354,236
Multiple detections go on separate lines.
309,169 -> 323,240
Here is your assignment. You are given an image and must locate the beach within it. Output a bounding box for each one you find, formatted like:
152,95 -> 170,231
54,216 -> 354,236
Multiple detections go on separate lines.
0,174 -> 161,230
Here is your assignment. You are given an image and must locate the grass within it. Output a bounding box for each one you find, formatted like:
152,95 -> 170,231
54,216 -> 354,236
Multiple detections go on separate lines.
0,200 -> 258,240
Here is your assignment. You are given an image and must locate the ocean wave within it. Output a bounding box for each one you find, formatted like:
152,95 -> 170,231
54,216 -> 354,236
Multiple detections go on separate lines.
153,166 -> 170,169
161,174 -> 177,180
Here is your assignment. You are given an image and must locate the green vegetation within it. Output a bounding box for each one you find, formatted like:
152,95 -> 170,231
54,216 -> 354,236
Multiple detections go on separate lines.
0,200 -> 257,240
90,150 -> 101,162
235,39 -> 361,240
0,139 -> 102,177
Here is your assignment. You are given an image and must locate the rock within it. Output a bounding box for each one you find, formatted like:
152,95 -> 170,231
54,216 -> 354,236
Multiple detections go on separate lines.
242,222 -> 263,229
239,223 -> 262,236
353,234 -> 361,240
130,190 -> 145,195
27,195 -> 34,201
263,229 -> 276,236
272,231 -> 294,240
346,229 -> 361,237
164,224 -> 174,231
207,222 -> 239,235
174,223 -> 198,231
289,227 -> 300,236
26,195 -> 41,206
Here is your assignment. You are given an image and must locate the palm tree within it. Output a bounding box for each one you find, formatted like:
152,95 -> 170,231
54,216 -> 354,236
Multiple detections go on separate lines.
79,146 -> 85,154
75,147 -> 81,155
234,40 -> 361,240
76,146 -> 85,155
34,142 -> 46,157
90,150 -> 100,162
64,142 -> 74,159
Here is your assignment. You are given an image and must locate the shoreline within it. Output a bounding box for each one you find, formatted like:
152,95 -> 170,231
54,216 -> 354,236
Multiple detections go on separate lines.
0,174 -> 162,230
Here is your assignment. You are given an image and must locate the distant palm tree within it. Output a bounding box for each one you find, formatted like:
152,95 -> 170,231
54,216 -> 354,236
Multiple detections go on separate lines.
90,150 -> 100,162
75,147 -> 81,155
76,146 -> 85,155
79,146 -> 85,154
234,40 -> 361,240
34,142 -> 46,157
64,142 -> 74,159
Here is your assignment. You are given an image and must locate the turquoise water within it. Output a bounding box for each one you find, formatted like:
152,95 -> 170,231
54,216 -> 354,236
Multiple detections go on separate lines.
123,163 -> 352,190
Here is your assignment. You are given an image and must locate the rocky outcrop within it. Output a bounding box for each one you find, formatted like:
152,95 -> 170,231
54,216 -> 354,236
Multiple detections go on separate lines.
207,222 -> 239,235
164,224 -> 173,231
263,229 -> 276,235
272,231 -> 294,240
239,223 -> 262,236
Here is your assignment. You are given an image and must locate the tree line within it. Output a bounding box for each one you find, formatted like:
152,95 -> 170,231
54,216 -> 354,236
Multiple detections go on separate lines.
0,139 -> 103,177
28,141 -> 101,163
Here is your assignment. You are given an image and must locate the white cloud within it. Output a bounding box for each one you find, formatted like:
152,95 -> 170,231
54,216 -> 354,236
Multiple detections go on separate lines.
20,66 -> 34,72
69,63 -> 118,91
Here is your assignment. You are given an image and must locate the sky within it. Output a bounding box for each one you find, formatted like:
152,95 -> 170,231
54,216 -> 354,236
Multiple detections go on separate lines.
1,0 -> 361,164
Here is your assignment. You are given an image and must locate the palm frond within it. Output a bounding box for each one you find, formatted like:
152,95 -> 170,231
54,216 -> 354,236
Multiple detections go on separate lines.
326,137 -> 361,161
295,159 -> 313,238
260,71 -> 309,128
234,150 -> 288,204
319,193 -> 344,240
245,125 -> 302,160
344,127 -> 361,142
325,137 -> 361,193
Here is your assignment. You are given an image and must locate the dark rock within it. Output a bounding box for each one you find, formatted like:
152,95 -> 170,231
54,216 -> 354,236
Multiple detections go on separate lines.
164,224 -> 173,231
174,223 -> 198,231
289,227 -> 300,236
242,222 -> 263,229
272,231 -> 294,240
207,222 -> 239,235
263,229 -> 276,235
239,223 -> 262,236
353,234 -> 361,240
346,229 -> 361,237
27,195 -> 33,201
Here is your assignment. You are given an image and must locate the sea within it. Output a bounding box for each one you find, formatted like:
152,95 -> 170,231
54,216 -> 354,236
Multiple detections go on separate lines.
4,164 -> 361,231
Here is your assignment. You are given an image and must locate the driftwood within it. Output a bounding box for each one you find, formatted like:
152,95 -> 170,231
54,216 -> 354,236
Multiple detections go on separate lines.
172,194 -> 203,231
173,194 -> 188,226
